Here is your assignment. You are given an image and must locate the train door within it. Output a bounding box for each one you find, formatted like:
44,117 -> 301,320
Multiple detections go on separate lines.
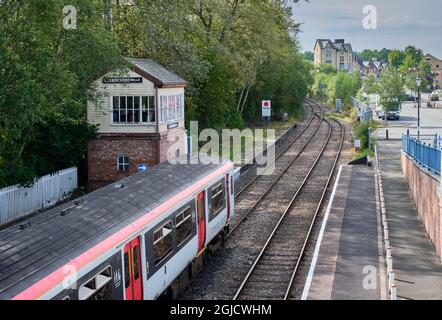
197,191 -> 206,254
226,175 -> 231,222
123,236 -> 143,300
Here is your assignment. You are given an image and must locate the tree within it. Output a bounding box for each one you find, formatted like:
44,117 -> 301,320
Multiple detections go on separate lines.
112,0 -> 312,129
317,63 -> 337,74
378,68 -> 404,125
359,48 -> 391,62
361,75 -> 379,95
334,72 -> 362,105
0,0 -> 120,187
388,49 -> 406,68
303,51 -> 314,61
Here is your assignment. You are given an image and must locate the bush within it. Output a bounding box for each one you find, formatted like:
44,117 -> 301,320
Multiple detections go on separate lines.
353,120 -> 373,150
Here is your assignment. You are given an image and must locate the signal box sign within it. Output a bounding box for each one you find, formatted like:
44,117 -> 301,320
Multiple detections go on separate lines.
102,77 -> 143,84
262,100 -> 271,117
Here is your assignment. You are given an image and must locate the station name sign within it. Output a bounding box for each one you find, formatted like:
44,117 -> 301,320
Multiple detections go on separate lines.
102,77 -> 143,84
167,122 -> 179,129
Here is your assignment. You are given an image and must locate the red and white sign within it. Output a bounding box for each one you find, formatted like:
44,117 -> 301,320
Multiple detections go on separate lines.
262,100 -> 271,117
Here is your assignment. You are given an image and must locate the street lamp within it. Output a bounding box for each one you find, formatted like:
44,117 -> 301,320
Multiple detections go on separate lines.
416,76 -> 422,138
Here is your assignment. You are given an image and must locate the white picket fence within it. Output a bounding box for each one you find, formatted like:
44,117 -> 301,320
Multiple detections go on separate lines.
0,167 -> 78,226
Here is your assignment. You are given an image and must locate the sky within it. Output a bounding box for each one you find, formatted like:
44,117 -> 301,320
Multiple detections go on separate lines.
290,0 -> 442,57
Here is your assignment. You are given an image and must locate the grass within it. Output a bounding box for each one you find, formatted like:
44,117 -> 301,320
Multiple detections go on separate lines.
203,114 -> 302,163
322,104 -> 382,160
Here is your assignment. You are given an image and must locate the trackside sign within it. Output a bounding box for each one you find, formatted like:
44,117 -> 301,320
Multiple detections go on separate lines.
262,100 -> 271,117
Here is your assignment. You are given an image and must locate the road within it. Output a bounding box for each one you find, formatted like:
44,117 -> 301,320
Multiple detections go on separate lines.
374,95 -> 442,140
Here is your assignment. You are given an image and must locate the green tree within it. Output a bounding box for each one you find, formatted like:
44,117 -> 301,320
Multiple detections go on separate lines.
388,49 -> 406,68
112,0 -> 311,129
0,0 -> 120,187
334,72 -> 362,105
378,68 -> 404,125
303,51 -> 314,61
317,63 -> 337,74
361,75 -> 379,95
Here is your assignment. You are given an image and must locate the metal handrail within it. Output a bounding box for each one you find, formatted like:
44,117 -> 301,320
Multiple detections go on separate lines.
403,135 -> 441,175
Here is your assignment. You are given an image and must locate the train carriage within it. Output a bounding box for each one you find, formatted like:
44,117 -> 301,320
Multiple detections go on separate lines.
0,155 -> 235,300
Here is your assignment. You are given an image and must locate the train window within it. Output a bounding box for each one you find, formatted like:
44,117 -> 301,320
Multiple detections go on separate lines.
176,206 -> 192,246
124,252 -> 130,289
210,180 -> 225,221
79,266 -> 113,300
153,221 -> 173,265
133,245 -> 140,280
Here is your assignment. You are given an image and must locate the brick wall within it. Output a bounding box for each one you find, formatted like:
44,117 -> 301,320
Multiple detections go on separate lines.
402,153 -> 442,259
87,129 -> 186,191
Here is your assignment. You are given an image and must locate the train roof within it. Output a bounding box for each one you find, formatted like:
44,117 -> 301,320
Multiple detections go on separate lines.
0,155 -> 233,299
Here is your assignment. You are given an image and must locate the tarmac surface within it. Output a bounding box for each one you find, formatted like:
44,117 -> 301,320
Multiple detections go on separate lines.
377,140 -> 442,300
303,165 -> 384,300
304,140 -> 442,300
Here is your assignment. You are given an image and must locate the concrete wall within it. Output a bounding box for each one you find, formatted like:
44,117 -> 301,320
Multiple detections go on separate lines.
402,152 -> 442,259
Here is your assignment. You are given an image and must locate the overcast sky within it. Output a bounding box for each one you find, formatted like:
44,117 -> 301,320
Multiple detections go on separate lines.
291,0 -> 442,57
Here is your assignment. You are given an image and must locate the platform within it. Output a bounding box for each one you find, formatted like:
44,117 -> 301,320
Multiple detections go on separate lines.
377,140 -> 442,300
302,165 -> 386,300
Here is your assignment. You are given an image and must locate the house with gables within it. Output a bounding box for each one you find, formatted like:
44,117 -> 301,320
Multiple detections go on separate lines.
314,39 -> 355,72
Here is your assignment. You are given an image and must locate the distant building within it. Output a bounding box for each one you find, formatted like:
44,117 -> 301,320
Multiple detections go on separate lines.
87,58 -> 188,191
353,54 -> 364,73
360,58 -> 387,78
314,39 -> 354,72
425,54 -> 442,89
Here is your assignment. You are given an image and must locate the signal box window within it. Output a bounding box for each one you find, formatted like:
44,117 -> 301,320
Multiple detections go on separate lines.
210,180 -> 225,221
117,156 -> 130,172
113,96 -> 156,124
153,221 -> 173,265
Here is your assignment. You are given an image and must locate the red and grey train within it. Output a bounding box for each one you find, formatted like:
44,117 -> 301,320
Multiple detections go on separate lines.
0,155 -> 235,300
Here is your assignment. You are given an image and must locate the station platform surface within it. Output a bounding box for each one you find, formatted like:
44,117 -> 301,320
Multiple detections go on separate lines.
303,165 -> 385,300
378,141 -> 442,300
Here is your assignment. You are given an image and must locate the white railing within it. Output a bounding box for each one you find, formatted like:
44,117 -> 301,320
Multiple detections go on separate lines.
0,167 -> 78,226
351,96 -> 373,122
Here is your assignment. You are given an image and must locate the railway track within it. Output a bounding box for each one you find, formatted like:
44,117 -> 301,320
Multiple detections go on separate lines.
229,103 -> 324,238
180,98 -> 345,300
232,98 -> 345,300
234,104 -> 316,199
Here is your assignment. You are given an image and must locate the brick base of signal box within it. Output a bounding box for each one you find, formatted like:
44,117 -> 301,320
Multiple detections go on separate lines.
87,130 -> 185,192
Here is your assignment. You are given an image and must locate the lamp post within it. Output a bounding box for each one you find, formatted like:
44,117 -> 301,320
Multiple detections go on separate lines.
416,76 -> 422,138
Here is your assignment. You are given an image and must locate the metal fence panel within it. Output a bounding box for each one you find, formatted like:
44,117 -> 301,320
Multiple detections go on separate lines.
351,97 -> 373,122
0,167 -> 78,226
403,135 -> 441,175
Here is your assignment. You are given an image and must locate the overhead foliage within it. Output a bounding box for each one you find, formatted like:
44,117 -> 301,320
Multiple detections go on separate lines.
112,0 -> 312,129
0,0 -> 121,187
312,70 -> 362,106
358,48 -> 391,62
0,0 -> 312,187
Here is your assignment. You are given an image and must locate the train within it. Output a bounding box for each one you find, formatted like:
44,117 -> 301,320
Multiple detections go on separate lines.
0,155 -> 235,300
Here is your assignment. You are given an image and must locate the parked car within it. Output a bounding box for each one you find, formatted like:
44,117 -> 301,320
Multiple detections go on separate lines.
404,93 -> 416,102
379,104 -> 400,121
431,91 -> 440,101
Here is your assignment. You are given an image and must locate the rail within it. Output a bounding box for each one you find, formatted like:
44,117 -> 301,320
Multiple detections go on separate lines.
402,134 -> 441,175
232,98 -> 345,300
